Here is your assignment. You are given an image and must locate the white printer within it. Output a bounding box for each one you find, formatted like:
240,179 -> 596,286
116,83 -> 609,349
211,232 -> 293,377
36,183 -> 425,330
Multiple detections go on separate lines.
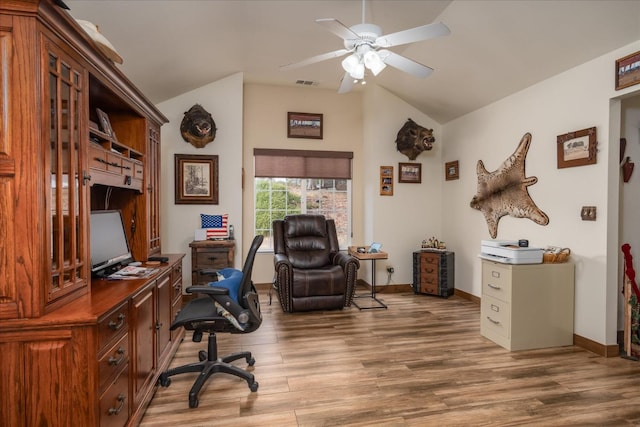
479,239 -> 543,264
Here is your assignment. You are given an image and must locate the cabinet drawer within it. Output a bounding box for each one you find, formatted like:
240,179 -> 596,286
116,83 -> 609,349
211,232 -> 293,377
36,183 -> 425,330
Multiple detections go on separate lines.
482,264 -> 512,301
195,251 -> 229,269
98,333 -> 129,394
420,253 -> 439,266
91,145 -> 108,171
171,262 -> 183,283
133,161 -> 144,180
98,301 -> 129,350
99,363 -> 130,427
481,294 -> 510,339
420,282 -> 438,295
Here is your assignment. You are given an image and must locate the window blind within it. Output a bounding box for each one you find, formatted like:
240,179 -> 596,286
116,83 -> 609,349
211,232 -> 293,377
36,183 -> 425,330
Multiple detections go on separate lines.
254,149 -> 353,179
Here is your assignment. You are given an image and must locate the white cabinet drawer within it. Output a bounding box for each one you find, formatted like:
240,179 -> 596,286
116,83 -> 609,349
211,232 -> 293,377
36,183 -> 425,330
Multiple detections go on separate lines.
481,294 -> 510,340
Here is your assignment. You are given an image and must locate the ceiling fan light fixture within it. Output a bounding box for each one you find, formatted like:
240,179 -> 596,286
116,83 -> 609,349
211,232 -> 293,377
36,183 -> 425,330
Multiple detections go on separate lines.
341,54 -> 360,74
364,50 -> 386,76
350,63 -> 365,79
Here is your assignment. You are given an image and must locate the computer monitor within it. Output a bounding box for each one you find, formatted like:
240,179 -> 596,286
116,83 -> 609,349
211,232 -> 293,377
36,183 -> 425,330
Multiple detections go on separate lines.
90,210 -> 134,277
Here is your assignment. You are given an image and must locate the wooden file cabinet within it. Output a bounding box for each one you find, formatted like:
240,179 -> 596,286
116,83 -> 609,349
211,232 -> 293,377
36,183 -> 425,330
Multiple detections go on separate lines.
412,250 -> 455,297
190,240 -> 236,286
480,260 -> 575,351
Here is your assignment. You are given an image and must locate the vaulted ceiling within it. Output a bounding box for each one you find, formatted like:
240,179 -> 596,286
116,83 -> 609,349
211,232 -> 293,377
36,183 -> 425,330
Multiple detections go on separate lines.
65,0 -> 640,123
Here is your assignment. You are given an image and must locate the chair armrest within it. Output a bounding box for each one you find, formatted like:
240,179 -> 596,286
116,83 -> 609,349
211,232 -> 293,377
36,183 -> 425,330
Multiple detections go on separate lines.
185,285 -> 229,295
274,253 -> 292,269
333,251 -> 360,270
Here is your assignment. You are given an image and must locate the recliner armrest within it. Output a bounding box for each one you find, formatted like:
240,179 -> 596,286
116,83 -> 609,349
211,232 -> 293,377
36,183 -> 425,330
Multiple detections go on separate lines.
274,253 -> 292,269
333,251 -> 360,270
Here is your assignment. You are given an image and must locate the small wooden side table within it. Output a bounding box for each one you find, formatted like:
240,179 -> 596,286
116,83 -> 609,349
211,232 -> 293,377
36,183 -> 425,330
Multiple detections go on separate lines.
189,239 -> 235,286
348,246 -> 388,309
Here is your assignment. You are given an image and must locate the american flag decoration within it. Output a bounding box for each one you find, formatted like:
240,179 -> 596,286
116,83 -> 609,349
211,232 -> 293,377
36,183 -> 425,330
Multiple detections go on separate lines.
201,214 -> 228,239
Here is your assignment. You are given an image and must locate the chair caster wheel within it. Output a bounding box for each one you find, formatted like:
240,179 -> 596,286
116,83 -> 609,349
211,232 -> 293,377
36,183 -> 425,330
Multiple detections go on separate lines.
158,375 -> 171,387
198,350 -> 207,361
248,357 -> 256,366
249,381 -> 259,392
189,397 -> 199,408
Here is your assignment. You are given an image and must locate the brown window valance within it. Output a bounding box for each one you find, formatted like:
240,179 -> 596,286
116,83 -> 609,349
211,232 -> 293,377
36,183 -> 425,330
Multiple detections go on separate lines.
254,149 -> 353,179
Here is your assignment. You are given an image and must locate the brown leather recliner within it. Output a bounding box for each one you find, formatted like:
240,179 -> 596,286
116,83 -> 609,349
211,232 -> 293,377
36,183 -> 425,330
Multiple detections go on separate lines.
273,214 -> 359,312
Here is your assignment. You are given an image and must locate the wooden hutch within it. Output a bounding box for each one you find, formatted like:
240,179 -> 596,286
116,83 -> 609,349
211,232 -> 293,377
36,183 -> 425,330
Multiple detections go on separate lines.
0,1 -> 184,425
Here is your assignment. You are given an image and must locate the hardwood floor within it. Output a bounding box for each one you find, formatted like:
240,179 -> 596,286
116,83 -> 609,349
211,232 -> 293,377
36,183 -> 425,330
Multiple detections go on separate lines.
141,286 -> 640,426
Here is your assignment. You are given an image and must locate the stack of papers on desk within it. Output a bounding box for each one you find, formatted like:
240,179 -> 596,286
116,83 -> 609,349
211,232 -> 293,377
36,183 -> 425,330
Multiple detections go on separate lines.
109,266 -> 157,280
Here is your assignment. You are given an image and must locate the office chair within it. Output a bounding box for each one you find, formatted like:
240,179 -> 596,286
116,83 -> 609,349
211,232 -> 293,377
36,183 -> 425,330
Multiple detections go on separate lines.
273,214 -> 359,312
158,235 -> 263,408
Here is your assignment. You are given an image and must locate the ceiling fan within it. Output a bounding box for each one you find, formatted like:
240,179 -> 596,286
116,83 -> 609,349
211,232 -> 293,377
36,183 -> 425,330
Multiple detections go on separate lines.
280,0 -> 450,93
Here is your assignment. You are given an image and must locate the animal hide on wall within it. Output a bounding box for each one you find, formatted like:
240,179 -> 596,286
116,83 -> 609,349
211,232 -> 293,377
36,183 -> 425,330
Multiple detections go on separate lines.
395,118 -> 435,160
180,104 -> 217,148
470,132 -> 549,238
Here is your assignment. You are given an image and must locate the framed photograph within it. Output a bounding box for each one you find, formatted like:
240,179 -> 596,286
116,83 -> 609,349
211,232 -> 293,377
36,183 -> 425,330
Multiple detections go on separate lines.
287,112 -> 323,139
616,50 -> 640,90
380,165 -> 393,196
398,162 -> 422,183
557,127 -> 597,169
445,160 -> 459,181
174,154 -> 219,204
96,108 -> 114,138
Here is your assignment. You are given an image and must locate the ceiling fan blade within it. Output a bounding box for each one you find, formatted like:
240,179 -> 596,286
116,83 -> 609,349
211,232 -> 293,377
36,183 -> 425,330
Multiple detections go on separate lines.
376,22 -> 450,48
378,50 -> 433,78
280,49 -> 350,71
316,18 -> 360,40
338,72 -> 355,94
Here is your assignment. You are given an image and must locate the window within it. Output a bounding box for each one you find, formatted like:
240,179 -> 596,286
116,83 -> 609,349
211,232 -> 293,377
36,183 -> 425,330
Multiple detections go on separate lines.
254,149 -> 353,251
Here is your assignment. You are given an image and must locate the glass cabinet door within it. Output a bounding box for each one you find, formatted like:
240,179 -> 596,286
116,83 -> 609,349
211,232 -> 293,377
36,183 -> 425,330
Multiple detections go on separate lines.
45,38 -> 88,305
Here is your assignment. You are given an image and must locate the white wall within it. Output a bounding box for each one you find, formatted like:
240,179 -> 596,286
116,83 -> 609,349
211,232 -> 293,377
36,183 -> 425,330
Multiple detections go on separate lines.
441,41 -> 640,346
361,85 -> 443,286
157,73 -> 244,288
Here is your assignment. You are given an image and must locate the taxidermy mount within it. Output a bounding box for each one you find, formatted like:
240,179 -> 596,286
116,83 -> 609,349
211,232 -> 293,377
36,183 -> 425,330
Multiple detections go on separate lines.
395,118 -> 435,160
180,104 -> 217,148
470,132 -> 549,238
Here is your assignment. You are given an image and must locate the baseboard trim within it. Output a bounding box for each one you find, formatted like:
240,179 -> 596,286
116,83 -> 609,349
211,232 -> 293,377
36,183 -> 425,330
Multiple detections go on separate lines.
573,334 -> 619,358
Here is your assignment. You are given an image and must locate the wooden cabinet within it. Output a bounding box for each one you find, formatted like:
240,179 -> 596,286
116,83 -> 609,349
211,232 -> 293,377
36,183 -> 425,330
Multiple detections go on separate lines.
0,1 -> 179,425
480,260 -> 575,351
412,250 -> 455,297
189,239 -> 235,286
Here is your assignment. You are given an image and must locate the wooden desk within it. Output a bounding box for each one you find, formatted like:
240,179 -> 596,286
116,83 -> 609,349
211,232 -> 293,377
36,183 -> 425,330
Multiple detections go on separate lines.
348,246 -> 388,309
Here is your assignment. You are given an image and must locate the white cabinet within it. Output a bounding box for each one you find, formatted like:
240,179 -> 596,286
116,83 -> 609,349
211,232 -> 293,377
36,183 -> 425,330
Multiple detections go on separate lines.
480,260 -> 575,351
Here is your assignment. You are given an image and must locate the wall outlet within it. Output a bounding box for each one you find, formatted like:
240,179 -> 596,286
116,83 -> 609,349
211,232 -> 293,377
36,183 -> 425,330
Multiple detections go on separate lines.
386,266 -> 394,274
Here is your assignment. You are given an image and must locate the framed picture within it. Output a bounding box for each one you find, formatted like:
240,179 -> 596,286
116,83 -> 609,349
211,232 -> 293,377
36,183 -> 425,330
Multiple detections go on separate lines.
616,50 -> 640,90
287,112 -> 323,139
380,165 -> 393,196
398,162 -> 422,183
557,127 -> 597,169
174,154 -> 219,204
445,160 -> 459,181
96,108 -> 114,138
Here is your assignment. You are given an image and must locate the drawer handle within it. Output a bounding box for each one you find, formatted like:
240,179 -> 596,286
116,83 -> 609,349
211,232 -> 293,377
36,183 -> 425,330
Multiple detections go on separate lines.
492,271 -> 500,278
487,283 -> 501,290
486,316 -> 500,325
108,394 -> 126,416
155,321 -> 163,330
207,256 -> 218,261
108,347 -> 126,366
108,313 -> 126,331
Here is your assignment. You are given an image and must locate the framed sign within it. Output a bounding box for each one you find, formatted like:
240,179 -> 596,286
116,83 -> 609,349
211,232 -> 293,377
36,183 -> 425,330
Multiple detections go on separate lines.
287,112 -> 323,139
174,154 -> 219,204
616,50 -> 640,90
398,162 -> 422,183
557,127 -> 597,169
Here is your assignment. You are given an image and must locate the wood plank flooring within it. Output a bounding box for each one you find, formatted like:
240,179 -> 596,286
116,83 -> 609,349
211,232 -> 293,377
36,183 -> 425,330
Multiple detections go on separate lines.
141,286 -> 640,426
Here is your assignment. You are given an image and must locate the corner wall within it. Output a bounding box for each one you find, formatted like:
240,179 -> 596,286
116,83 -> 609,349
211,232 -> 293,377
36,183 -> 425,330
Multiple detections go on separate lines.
441,41 -> 640,346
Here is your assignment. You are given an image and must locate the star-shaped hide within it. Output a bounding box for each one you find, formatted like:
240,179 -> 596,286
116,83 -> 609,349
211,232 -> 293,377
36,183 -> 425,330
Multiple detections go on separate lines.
470,133 -> 549,238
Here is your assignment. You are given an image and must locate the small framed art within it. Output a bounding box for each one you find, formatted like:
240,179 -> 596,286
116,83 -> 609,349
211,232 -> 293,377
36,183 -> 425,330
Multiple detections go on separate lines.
175,154 -> 219,204
616,50 -> 640,91
398,162 -> 421,183
445,160 -> 459,181
380,165 -> 393,196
